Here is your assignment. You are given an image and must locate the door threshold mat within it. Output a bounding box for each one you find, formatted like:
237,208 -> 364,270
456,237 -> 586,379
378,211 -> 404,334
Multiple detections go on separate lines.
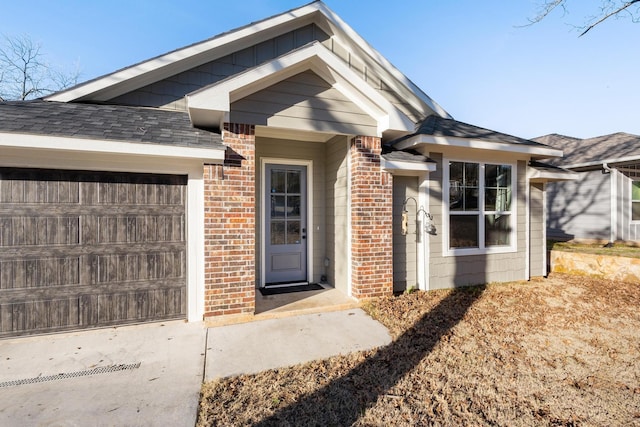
259,283 -> 324,296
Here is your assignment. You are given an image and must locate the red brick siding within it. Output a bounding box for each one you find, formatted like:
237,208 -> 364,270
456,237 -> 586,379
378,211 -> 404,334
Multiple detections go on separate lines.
349,135 -> 393,299
203,123 -> 256,317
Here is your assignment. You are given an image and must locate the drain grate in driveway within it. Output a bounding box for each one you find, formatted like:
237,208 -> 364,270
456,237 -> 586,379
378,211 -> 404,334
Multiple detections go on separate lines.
0,363 -> 141,388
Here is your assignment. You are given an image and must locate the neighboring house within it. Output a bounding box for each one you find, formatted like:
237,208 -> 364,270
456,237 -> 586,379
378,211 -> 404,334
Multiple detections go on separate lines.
534,132 -> 640,243
0,1 -> 571,337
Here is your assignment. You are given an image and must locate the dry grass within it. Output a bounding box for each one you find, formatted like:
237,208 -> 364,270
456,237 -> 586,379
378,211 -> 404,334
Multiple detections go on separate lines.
198,274 -> 640,426
550,241 -> 640,258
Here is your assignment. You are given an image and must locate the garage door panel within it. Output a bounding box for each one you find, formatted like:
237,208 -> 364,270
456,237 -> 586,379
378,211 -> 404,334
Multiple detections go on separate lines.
1,298 -> 81,334
94,251 -> 184,283
0,168 -> 187,338
0,257 -> 81,289
0,216 -> 80,246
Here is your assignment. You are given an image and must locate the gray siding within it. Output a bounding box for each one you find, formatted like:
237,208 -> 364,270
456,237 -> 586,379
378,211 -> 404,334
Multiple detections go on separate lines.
109,24 -> 329,109
392,176 -> 419,292
255,137 -> 326,285
547,170 -> 610,240
428,155 -> 527,289
231,71 -> 377,136
325,135 -> 349,293
107,23 -> 429,123
529,182 -> 545,277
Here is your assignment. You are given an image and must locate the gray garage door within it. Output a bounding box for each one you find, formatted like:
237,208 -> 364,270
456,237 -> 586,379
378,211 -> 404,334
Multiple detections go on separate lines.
0,168 -> 187,338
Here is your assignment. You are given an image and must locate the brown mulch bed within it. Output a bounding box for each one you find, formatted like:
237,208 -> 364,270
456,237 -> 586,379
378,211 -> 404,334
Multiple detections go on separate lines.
197,273 -> 640,426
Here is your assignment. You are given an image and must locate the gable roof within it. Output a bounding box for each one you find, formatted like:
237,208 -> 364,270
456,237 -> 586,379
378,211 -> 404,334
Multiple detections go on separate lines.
533,132 -> 640,168
45,1 -> 449,124
186,41 -> 415,135
0,100 -> 223,148
390,115 -> 563,159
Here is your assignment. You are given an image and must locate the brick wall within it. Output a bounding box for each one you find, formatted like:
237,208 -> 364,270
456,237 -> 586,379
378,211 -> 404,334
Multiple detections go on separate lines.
349,135 -> 393,299
203,123 -> 256,317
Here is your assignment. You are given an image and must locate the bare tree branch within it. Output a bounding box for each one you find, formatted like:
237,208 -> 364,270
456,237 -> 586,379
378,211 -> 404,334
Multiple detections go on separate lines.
580,0 -> 640,35
0,33 -> 81,101
524,0 -> 640,35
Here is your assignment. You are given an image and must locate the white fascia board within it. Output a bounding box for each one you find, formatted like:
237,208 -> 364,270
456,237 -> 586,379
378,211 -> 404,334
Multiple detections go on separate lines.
187,42 -> 414,135
562,155 -> 640,170
314,2 -> 451,119
45,3 -> 323,103
382,159 -> 436,175
0,132 -> 225,163
395,134 -> 564,158
528,169 -> 579,182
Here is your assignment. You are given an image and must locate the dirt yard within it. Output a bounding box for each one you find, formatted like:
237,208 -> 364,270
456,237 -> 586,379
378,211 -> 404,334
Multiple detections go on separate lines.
197,273 -> 640,426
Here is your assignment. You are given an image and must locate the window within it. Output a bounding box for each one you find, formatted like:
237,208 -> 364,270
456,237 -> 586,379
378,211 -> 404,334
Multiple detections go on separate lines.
632,181 -> 640,221
447,161 -> 515,253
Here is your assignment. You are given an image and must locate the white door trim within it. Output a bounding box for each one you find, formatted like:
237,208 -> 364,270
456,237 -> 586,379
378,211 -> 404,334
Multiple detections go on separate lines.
260,157 -> 314,287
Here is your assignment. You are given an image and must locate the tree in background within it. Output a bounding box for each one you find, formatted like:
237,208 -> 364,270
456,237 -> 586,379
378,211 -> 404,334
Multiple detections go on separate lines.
528,0 -> 640,35
0,34 -> 80,101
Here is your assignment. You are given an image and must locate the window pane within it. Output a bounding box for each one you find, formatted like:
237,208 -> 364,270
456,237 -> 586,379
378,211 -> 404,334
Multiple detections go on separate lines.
270,195 -> 285,218
464,163 -> 479,186
450,215 -> 479,248
270,221 -> 285,245
485,188 -> 511,211
633,202 -> 640,221
632,182 -> 640,201
287,221 -> 301,244
287,170 -> 301,193
464,188 -> 478,210
287,195 -> 300,218
271,170 -> 285,193
450,162 -> 464,210
485,214 -> 511,246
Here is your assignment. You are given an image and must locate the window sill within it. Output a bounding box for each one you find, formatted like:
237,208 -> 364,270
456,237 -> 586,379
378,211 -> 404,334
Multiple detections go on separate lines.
444,245 -> 517,257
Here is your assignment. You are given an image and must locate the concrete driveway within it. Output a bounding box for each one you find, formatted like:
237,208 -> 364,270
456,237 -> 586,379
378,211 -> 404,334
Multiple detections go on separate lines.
0,321 -> 207,427
0,308 -> 390,426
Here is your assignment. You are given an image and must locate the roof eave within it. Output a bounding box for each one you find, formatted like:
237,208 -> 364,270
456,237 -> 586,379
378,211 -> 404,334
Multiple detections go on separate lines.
394,134 -> 563,159
0,131 -> 225,163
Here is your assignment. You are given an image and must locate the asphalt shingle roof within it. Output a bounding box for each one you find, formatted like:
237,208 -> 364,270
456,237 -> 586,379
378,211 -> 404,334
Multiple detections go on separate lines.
381,146 -> 435,164
392,115 -> 551,149
0,100 -> 224,149
532,132 -> 640,167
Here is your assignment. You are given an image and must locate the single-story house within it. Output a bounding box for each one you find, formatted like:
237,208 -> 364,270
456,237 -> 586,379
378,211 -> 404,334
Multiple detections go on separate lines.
535,132 -> 640,243
0,1 -> 573,337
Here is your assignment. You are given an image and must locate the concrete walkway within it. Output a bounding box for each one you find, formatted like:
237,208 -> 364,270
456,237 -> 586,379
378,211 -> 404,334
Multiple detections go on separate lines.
0,308 -> 391,426
206,308 -> 391,379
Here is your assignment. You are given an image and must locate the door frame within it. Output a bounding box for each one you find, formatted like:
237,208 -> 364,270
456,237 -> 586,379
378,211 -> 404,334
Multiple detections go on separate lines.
260,157 -> 313,287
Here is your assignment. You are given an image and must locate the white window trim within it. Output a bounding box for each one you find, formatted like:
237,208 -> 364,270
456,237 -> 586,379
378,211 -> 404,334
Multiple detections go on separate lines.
443,158 -> 518,256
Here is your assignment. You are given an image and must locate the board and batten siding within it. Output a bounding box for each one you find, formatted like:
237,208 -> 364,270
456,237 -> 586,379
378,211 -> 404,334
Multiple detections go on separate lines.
547,169 -> 610,240
105,24 -> 426,124
231,71 -> 378,137
0,168 -> 187,338
392,176 -> 419,292
109,24 -> 330,110
427,155 -> 527,288
325,135 -> 349,293
255,137 -> 326,285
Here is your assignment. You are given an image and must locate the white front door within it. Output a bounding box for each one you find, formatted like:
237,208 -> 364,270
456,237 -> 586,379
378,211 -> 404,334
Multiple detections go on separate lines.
264,164 -> 308,285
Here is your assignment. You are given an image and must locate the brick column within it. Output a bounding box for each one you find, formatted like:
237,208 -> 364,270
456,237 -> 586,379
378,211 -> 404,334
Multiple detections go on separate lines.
203,123 -> 255,317
350,135 -> 393,299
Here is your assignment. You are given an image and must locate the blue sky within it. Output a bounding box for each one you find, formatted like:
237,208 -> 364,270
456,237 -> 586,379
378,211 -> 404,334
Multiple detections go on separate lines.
2,1 -> 638,139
